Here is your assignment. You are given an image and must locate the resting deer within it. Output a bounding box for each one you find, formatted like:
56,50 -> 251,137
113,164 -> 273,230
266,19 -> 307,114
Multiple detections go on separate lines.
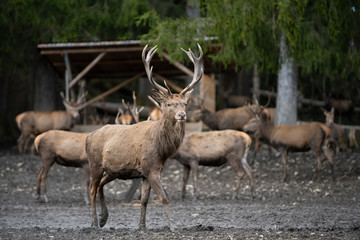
15,82 -> 86,154
115,91 -> 144,124
172,130 -> 254,200
85,44 -> 203,230
147,95 -> 162,121
322,107 -> 344,153
243,107 -> 335,182
34,130 -> 90,204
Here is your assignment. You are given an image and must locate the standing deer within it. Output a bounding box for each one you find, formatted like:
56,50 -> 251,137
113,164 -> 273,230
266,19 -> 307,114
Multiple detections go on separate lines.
34,130 -> 90,204
243,108 -> 335,182
15,82 -> 86,154
322,107 -> 344,153
172,130 -> 254,200
85,44 -> 203,230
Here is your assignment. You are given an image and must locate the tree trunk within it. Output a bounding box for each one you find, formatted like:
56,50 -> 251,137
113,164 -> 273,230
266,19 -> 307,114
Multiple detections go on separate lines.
275,32 -> 298,126
252,64 -> 260,104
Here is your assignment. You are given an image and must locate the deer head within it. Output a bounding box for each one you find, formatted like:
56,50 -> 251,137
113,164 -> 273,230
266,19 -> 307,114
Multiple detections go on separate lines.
142,44 -> 203,123
60,80 -> 87,120
322,107 -> 335,125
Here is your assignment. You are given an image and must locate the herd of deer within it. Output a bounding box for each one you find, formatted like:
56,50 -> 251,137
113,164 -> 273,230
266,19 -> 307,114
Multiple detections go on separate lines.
14,44 -> 357,230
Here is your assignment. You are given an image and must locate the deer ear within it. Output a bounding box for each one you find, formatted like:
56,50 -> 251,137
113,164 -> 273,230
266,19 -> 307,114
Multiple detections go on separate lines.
151,89 -> 167,104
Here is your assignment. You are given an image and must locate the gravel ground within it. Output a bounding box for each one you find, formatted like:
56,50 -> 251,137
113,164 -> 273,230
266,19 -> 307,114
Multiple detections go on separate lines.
0,144 -> 359,239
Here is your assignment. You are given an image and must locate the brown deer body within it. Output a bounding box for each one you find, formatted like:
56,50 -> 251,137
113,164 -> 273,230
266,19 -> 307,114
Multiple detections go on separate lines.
16,110 -> 79,154
322,107 -> 344,153
172,130 -> 254,200
15,84 -> 85,154
34,130 -> 90,203
251,107 -> 276,160
199,104 -> 258,130
85,44 -> 203,230
243,109 -> 335,181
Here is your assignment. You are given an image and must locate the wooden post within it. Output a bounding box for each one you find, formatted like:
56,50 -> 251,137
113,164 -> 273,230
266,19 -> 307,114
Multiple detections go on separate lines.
64,51 -> 72,101
69,52 -> 106,88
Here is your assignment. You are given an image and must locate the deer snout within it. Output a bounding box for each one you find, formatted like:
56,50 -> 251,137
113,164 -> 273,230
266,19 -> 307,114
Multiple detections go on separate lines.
175,111 -> 187,121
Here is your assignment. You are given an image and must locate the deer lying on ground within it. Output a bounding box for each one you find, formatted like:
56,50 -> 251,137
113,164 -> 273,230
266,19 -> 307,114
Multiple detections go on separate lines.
115,91 -> 144,124
34,130 -> 90,204
322,107 -> 344,153
85,44 -> 203,230
171,130 -> 254,200
243,107 -> 335,182
15,82 -> 86,154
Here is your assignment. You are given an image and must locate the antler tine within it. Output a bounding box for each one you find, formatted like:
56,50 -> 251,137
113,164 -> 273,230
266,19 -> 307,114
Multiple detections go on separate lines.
148,95 -> 161,109
142,45 -> 168,94
180,43 -> 204,95
131,91 -> 137,111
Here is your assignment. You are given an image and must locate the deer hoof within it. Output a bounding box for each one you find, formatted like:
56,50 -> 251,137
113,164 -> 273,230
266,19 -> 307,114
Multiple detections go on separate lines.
99,210 -> 108,228
139,223 -> 146,231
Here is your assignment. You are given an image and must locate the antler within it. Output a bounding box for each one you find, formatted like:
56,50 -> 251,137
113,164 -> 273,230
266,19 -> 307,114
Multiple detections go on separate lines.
148,95 -> 161,109
127,91 -> 144,123
180,43 -> 204,95
142,45 -> 169,95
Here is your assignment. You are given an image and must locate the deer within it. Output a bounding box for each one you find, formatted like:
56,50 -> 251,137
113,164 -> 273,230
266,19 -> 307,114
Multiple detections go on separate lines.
322,107 -> 344,153
243,107 -> 335,182
251,107 -> 276,162
147,95 -> 162,121
171,130 -> 254,200
34,130 -> 90,204
85,44 -> 203,230
15,81 -> 86,154
115,91 -> 144,124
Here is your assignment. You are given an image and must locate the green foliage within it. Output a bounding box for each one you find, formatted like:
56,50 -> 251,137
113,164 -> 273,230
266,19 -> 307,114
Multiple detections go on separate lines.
140,0 -> 360,100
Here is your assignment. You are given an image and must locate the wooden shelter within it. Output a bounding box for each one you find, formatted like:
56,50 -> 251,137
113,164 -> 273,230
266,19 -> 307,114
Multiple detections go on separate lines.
37,40 -> 234,115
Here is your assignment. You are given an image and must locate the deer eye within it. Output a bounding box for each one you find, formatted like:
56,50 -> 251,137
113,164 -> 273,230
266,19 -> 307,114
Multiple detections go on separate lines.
167,104 -> 171,107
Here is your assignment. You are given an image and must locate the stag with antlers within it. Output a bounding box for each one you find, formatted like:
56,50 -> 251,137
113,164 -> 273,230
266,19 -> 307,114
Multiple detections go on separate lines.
15,81 -> 86,154
85,44 -> 203,230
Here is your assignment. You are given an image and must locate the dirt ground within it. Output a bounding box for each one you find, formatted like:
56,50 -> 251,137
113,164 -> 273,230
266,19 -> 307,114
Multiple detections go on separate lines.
0,142 -> 359,239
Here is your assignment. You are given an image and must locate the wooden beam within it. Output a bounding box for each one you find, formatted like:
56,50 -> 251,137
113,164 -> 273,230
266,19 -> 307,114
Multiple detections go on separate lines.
78,72 -> 145,109
40,47 -> 144,55
69,51 -> 106,88
162,52 -> 194,78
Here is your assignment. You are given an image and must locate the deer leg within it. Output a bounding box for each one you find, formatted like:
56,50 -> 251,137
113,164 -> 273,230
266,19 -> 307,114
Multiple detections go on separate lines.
23,134 -> 33,154
182,165 -> 190,200
281,149 -> 288,182
189,161 -> 199,199
322,144 -> 336,181
228,156 -> 245,200
35,166 -> 43,200
89,167 -> 103,228
39,159 -> 55,203
97,173 -> 116,228
147,172 -> 174,231
251,139 -> 261,164
17,134 -> 24,153
82,164 -> 91,205
139,178 -> 151,230
241,147 -> 255,198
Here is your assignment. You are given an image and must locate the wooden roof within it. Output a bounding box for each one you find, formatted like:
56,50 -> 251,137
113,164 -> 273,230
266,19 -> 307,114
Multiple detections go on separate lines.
37,40 -> 231,80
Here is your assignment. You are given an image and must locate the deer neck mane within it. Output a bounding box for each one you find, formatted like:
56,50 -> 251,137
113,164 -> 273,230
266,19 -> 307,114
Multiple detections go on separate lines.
152,113 -> 186,161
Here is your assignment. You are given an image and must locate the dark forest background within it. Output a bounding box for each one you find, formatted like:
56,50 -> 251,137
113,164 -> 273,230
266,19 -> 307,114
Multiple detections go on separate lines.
1,0 -> 360,139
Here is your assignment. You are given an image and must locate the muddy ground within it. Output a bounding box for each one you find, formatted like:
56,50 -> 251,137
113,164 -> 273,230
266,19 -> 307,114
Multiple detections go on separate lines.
0,143 -> 359,239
